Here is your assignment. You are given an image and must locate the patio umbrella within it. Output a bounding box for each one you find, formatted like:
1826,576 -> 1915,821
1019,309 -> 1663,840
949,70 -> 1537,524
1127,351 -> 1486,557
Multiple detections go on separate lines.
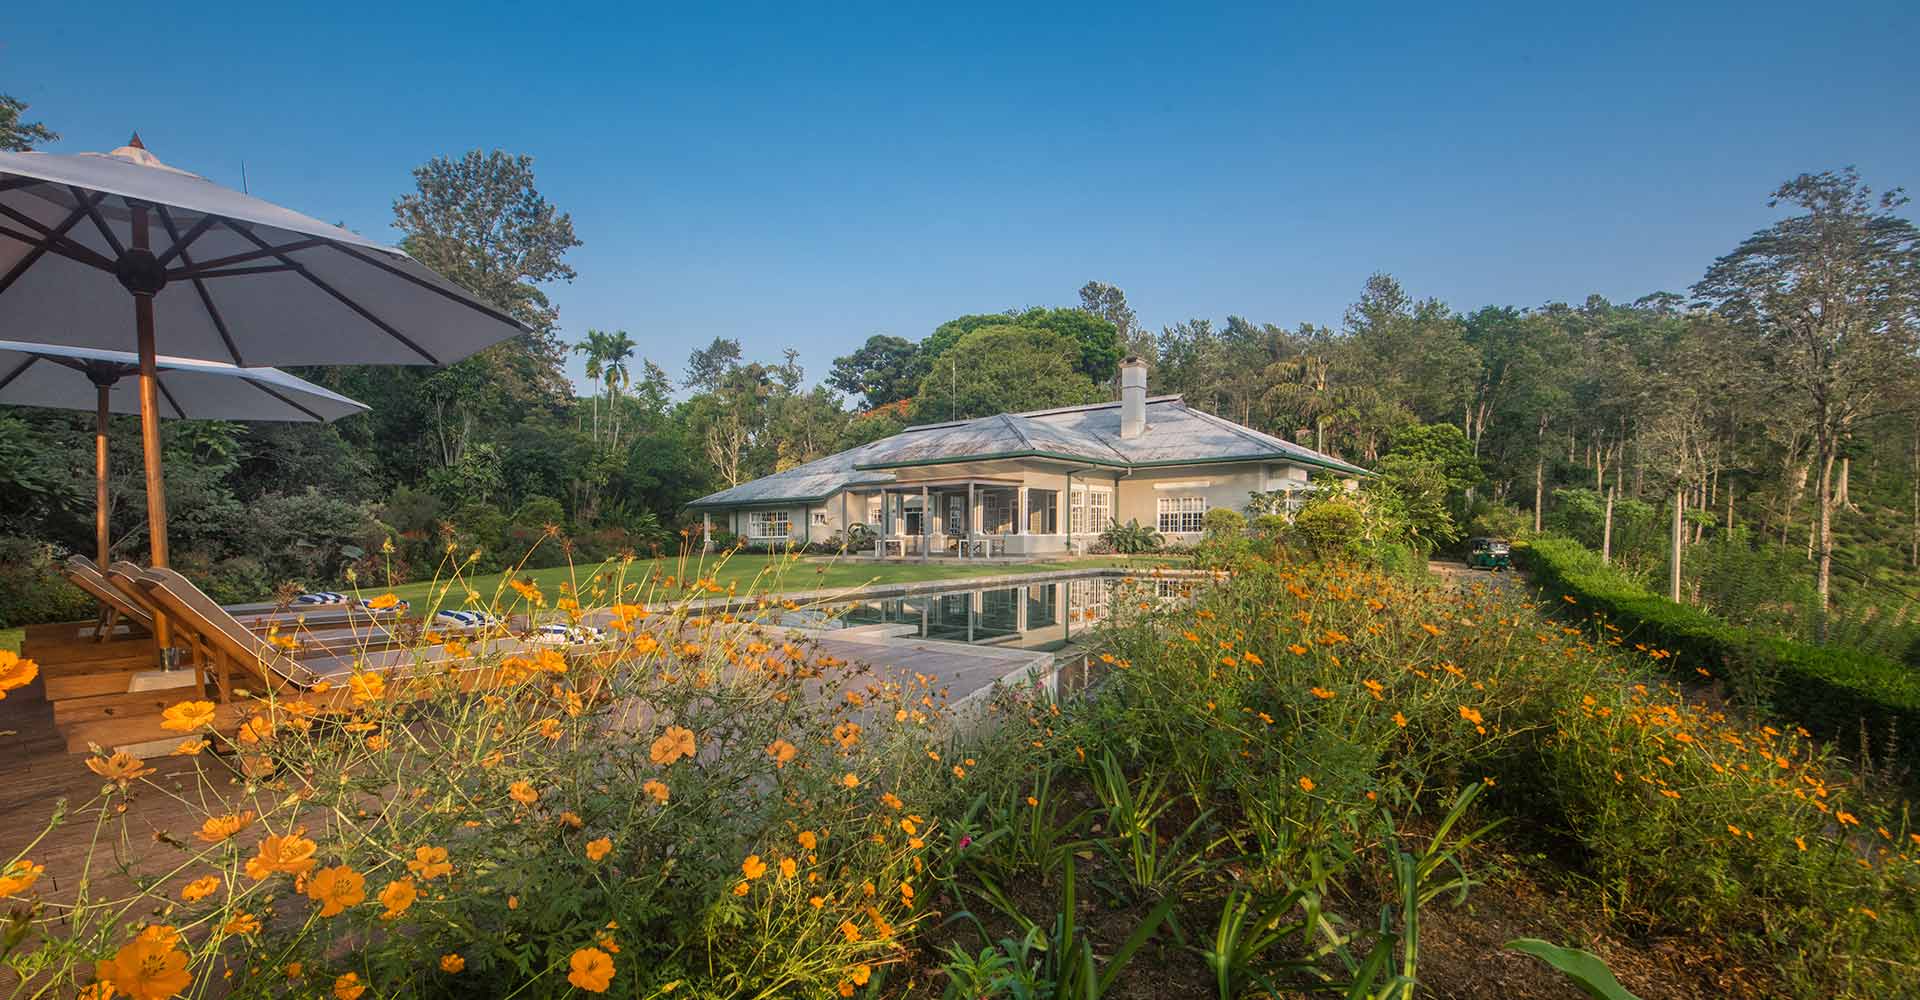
0,339 -> 368,574
0,135 -> 527,570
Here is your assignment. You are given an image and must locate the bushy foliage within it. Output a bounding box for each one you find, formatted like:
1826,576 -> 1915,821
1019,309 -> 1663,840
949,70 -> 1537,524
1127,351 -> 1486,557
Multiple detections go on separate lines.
1098,519 -> 1163,554
0,536 -> 93,629
1524,535 -> 1920,773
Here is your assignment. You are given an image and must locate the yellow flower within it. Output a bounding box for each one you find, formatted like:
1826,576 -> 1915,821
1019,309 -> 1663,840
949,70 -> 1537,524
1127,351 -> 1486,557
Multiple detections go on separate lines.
246,829 -> 319,880
171,738 -> 209,756
349,672 -> 385,706
366,592 -> 400,610
643,780 -> 670,804
237,714 -> 274,745
568,947 -> 615,992
378,877 -> 417,919
180,875 -> 221,902
1457,705 -> 1484,726
306,864 -> 367,917
0,649 -> 38,698
160,699 -> 216,732
439,953 -> 465,973
851,965 -> 872,986
797,830 -> 818,851
95,925 -> 190,1000
333,971 -> 367,1000
1392,712 -> 1408,728
0,859 -> 44,897
841,773 -> 860,789
407,845 -> 453,880
838,919 -> 861,942
1298,776 -> 1315,793
586,836 -> 613,862
651,725 -> 697,766
196,810 -> 256,844
742,854 -> 768,880
779,857 -> 798,879
86,750 -> 155,787
222,911 -> 260,936
509,781 -> 540,807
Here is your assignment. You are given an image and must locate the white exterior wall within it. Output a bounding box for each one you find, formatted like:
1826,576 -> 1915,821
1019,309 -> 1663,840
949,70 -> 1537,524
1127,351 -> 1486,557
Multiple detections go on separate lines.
1112,463 -> 1312,543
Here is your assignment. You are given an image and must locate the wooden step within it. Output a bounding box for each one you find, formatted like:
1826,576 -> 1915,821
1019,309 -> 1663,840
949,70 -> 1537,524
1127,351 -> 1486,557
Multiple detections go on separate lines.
24,640 -> 159,669
52,684 -> 211,727
43,665 -> 161,701
23,620 -> 148,645
64,701 -> 250,755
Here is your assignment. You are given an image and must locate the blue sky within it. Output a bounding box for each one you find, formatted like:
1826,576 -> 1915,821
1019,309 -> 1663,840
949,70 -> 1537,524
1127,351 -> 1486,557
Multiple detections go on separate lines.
7,2 -> 1917,395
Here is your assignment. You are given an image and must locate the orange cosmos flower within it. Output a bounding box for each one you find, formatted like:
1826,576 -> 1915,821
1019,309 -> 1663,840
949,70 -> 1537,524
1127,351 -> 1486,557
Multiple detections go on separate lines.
779,857 -> 798,879
567,947 -> 615,992
797,830 -> 818,851
0,859 -> 44,897
246,830 -> 318,880
841,773 -> 860,789
222,911 -> 260,936
333,971 -> 366,1000
407,845 -> 453,880
586,837 -> 613,862
509,781 -> 539,806
643,780 -> 669,804
742,855 -> 768,880
378,878 -> 417,919
440,953 -> 466,973
179,875 -> 220,902
366,592 -> 400,610
1298,776 -> 1316,793
86,750 -> 154,787
349,672 -> 385,705
196,810 -> 256,843
0,650 -> 37,698
171,738 -> 209,756
160,699 -> 216,732
95,925 -> 190,1000
650,725 -> 696,765
307,865 -> 366,917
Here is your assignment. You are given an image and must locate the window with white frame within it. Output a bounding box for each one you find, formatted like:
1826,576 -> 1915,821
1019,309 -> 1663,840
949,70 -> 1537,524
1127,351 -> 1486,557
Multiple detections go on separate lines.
1157,495 -> 1208,534
747,510 -> 792,539
1070,487 -> 1113,534
812,510 -> 829,526
983,492 -> 1012,533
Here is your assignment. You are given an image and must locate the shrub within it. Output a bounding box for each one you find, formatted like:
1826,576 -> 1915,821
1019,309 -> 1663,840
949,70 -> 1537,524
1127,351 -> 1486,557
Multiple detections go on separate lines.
0,536 -> 93,628
1521,535 -> 1920,775
1290,497 -> 1364,554
1201,507 -> 1247,538
1099,519 -> 1163,554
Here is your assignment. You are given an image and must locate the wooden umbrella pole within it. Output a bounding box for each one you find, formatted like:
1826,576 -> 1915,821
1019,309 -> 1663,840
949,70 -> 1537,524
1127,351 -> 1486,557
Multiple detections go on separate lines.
130,204 -> 170,570
128,202 -> 174,656
95,382 -> 111,568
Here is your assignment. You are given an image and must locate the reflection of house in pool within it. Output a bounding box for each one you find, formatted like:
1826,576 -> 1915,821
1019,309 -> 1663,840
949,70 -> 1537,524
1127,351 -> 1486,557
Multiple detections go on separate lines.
812,574 -> 1200,652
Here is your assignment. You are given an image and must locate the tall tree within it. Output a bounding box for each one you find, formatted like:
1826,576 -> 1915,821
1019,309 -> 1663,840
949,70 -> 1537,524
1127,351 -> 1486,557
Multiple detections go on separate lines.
684,337 -> 744,393
911,325 -> 1104,422
1078,281 -> 1147,358
1693,168 -> 1920,624
827,335 -> 925,409
0,93 -> 57,151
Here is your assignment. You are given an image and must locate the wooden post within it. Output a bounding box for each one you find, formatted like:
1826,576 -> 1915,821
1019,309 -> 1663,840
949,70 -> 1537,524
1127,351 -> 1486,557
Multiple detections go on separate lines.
95,382 -> 112,569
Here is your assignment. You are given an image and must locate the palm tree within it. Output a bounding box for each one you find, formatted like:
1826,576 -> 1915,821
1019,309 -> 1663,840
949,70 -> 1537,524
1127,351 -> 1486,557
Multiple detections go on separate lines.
601,330 -> 636,450
572,332 -> 611,442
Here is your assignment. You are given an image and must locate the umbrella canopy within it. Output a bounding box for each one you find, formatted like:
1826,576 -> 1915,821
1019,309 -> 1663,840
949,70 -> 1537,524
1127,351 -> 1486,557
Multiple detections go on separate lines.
0,340 -> 369,422
0,339 -> 368,575
0,139 -> 526,366
0,136 -> 528,575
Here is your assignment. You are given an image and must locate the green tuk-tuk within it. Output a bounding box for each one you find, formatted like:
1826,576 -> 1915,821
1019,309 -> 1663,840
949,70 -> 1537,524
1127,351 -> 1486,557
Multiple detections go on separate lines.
1467,537 -> 1511,571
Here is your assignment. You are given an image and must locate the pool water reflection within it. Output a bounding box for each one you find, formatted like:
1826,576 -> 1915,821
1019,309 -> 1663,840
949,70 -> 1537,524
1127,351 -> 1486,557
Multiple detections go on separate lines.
773,575 -> 1200,652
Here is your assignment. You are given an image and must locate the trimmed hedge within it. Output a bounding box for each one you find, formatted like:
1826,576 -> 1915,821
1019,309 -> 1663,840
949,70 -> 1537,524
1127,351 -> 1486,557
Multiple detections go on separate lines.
1521,535 -> 1920,769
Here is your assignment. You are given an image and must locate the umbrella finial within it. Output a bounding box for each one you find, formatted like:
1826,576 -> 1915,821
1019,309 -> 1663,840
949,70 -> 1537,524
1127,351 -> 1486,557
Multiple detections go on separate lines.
127,131 -> 147,150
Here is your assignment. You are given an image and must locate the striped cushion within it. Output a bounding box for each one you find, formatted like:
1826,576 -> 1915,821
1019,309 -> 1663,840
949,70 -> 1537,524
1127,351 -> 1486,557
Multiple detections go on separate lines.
434,610 -> 499,629
534,624 -> 606,645
295,592 -> 347,605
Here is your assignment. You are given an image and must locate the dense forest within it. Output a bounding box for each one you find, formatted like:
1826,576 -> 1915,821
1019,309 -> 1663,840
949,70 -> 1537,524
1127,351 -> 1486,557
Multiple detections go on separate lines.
4,94 -> 1920,662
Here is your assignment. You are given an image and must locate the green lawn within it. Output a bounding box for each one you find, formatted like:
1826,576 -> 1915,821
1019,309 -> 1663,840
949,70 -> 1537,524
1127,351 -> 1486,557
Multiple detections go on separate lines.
378,553 -> 1185,611
1,628 -> 18,653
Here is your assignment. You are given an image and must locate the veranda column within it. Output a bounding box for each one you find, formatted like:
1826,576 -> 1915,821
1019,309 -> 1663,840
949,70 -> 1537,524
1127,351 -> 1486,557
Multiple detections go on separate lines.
920,484 -> 930,563
702,511 -> 713,553
967,482 -> 976,558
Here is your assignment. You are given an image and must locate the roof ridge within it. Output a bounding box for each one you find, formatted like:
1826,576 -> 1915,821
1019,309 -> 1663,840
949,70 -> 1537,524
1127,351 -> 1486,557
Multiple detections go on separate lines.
996,412 -> 1036,451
